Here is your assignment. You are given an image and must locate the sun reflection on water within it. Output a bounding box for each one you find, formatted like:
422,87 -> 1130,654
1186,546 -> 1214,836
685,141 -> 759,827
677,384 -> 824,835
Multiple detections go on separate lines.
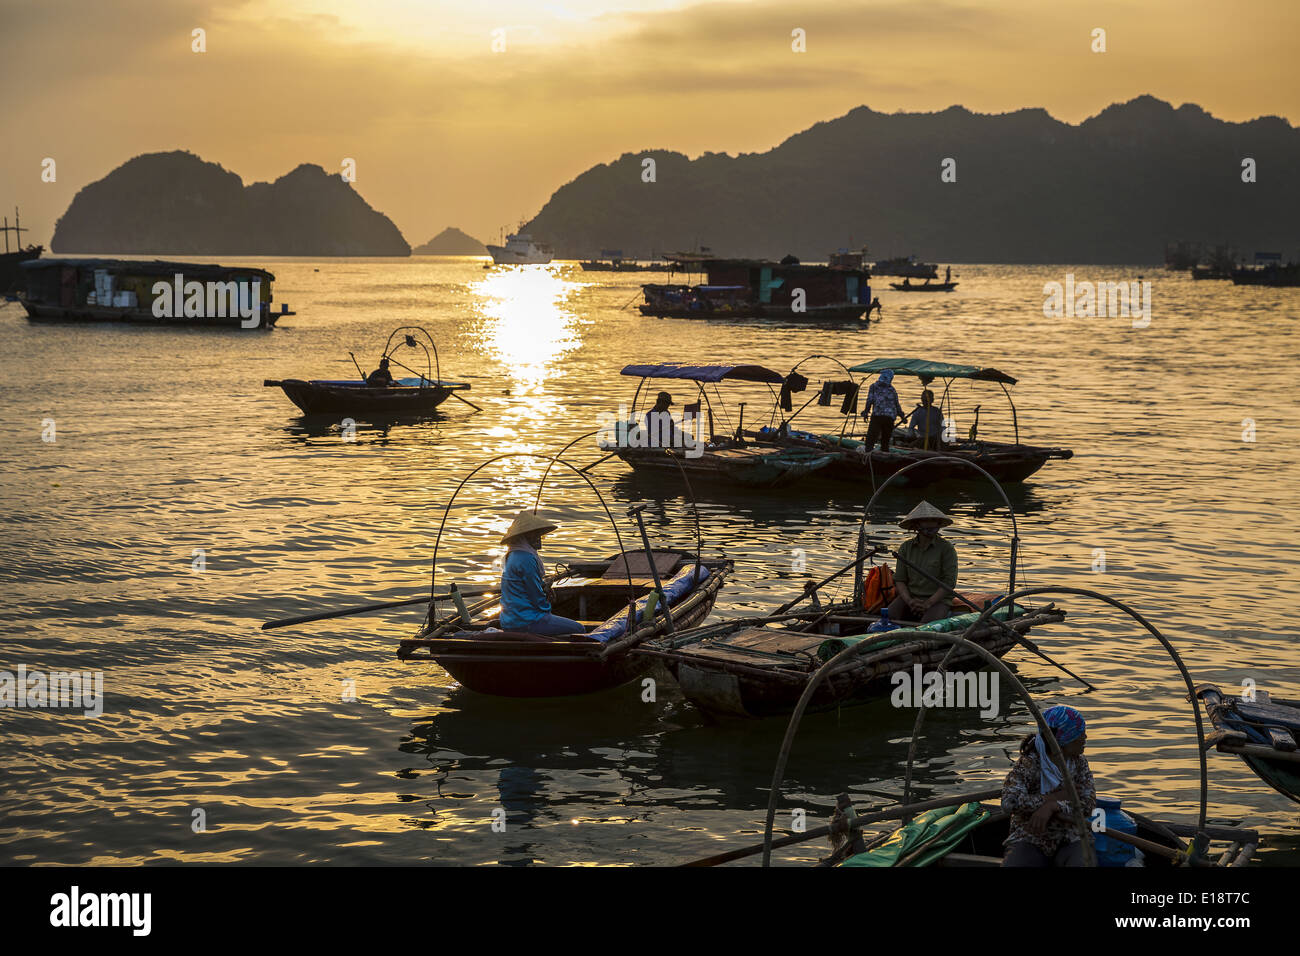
472,265 -> 586,388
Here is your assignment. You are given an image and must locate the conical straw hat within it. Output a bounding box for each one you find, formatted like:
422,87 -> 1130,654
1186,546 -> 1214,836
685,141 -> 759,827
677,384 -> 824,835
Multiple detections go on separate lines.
899,500 -> 953,530
501,511 -> 559,543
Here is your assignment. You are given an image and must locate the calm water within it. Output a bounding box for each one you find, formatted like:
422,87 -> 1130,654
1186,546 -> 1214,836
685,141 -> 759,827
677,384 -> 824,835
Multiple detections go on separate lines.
2,259 -> 1298,866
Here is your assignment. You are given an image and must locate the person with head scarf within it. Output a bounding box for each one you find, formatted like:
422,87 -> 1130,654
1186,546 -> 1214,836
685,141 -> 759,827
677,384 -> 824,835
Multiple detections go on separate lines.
886,501 -> 957,623
1001,705 -> 1096,866
498,512 -> 585,636
862,368 -> 905,451
366,356 -> 394,387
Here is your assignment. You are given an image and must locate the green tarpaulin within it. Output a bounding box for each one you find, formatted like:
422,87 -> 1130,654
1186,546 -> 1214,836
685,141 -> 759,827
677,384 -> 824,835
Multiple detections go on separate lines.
840,802 -> 991,867
849,358 -> 1017,385
817,604 -> 1023,660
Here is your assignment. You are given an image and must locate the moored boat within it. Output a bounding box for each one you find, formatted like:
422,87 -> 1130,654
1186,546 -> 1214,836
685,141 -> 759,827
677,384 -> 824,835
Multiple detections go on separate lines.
1196,684 -> 1300,804
871,255 -> 938,279
639,255 -> 874,323
20,257 -> 291,328
265,326 -> 471,417
890,279 -> 957,292
399,549 -> 731,697
757,357 -> 1073,487
604,363 -> 840,489
486,230 -> 554,265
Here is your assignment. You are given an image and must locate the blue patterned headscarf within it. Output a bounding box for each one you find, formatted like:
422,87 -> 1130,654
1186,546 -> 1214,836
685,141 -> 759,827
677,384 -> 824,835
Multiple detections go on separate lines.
1034,705 -> 1086,792
877,369 -> 894,386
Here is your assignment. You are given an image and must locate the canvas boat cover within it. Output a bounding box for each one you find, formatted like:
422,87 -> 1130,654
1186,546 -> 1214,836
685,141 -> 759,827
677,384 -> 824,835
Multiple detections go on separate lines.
849,358 -> 1017,385
840,802 -> 991,867
620,363 -> 784,384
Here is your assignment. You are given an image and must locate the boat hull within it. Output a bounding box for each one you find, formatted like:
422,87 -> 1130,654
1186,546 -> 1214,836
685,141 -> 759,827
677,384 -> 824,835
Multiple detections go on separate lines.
889,282 -> 957,292
22,299 -> 279,328
273,379 -> 465,416
486,245 -> 553,265
400,556 -> 730,698
615,445 -> 838,488
1197,684 -> 1300,804
649,605 -> 1063,719
638,303 -> 867,323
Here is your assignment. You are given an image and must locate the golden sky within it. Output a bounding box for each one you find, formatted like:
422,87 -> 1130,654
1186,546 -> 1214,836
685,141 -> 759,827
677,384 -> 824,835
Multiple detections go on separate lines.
2,0 -> 1297,247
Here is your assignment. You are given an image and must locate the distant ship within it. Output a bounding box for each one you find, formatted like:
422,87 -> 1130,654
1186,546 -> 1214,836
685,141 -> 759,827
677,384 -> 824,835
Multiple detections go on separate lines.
486,231 -> 553,265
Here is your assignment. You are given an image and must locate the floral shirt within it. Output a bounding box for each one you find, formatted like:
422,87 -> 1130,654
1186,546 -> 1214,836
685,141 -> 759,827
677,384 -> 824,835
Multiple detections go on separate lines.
864,381 -> 903,420
1001,748 -> 1096,853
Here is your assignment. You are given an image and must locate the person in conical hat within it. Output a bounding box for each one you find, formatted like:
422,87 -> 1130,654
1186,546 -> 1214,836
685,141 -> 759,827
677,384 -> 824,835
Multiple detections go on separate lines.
886,501 -> 957,624
498,511 -> 585,636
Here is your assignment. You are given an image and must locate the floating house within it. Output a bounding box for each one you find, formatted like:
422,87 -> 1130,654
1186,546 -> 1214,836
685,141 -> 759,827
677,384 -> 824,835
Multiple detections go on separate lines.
19,258 -> 292,328
640,256 -> 873,323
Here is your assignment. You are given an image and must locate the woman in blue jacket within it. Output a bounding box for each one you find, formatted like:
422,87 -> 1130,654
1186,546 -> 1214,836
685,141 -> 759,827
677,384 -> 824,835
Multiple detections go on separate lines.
499,512 -> 586,636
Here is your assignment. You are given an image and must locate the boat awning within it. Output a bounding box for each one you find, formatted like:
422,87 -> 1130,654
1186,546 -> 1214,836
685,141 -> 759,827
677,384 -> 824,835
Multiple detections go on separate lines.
849,358 -> 1017,385
620,363 -> 784,384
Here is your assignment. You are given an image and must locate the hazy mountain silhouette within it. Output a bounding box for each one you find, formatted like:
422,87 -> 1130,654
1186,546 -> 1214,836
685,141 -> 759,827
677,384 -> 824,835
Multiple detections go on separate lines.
412,227 -> 487,255
51,151 -> 410,256
525,96 -> 1299,264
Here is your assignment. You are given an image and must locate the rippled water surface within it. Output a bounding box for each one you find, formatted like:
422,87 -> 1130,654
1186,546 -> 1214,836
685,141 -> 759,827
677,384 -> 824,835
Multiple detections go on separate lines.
2,259 -> 1298,865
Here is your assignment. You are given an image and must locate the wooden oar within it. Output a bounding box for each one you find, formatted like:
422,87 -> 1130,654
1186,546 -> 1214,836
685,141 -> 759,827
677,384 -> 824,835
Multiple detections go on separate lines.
580,452 -> 619,473
387,356 -> 484,411
448,391 -> 483,412
262,586 -> 497,630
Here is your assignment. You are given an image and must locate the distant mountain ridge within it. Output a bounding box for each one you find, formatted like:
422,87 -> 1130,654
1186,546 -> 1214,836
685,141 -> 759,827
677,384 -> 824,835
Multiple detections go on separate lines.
51,151 -> 410,256
524,96 -> 1300,264
413,227 -> 487,255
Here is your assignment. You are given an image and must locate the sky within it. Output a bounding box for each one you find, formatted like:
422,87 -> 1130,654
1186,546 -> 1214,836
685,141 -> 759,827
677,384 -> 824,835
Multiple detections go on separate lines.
2,0 -> 1298,247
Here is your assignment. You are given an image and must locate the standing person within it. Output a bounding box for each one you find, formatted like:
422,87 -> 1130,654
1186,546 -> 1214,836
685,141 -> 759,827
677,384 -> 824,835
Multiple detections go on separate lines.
945,265 -> 952,284
862,369 -> 905,451
498,512 -> 585,636
886,501 -> 957,623
1001,705 -> 1095,867
908,389 -> 944,450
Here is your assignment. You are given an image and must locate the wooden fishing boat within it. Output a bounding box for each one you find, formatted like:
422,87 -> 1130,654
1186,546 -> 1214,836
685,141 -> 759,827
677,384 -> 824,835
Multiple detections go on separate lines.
822,797 -> 1257,867
1196,684 -> 1300,804
398,550 -> 730,697
266,376 -> 470,415
889,280 -> 957,292
265,326 -> 471,417
756,357 -> 1073,487
643,597 -> 1064,718
607,363 -> 840,489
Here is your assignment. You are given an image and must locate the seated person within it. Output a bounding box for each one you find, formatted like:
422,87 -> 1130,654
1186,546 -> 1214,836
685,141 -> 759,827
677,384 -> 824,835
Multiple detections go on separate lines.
366,357 -> 395,387
643,391 -> 678,449
1001,705 -> 1095,867
907,389 -> 944,450
885,501 -> 957,623
498,512 -> 585,636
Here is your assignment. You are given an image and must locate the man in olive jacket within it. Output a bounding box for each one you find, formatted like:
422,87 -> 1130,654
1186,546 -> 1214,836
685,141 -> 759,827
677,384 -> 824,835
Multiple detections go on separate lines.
886,501 -> 957,623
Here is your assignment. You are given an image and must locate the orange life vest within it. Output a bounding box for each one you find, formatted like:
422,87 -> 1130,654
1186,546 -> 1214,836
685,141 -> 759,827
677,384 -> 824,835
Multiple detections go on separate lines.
861,565 -> 897,612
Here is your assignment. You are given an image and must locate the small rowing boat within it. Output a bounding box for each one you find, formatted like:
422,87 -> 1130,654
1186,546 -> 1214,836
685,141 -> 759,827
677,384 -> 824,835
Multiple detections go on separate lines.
398,549 -> 731,697
606,363 -> 839,489
890,280 -> 957,292
645,598 -> 1063,718
1197,683 -> 1300,804
265,325 -> 471,416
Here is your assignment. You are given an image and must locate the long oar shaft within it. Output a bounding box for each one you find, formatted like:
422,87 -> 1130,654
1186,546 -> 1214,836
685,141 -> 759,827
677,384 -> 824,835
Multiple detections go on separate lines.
262,587 -> 495,630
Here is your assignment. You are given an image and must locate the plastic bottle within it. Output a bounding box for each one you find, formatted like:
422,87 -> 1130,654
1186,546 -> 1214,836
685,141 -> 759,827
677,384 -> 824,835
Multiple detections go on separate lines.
867,607 -> 899,633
